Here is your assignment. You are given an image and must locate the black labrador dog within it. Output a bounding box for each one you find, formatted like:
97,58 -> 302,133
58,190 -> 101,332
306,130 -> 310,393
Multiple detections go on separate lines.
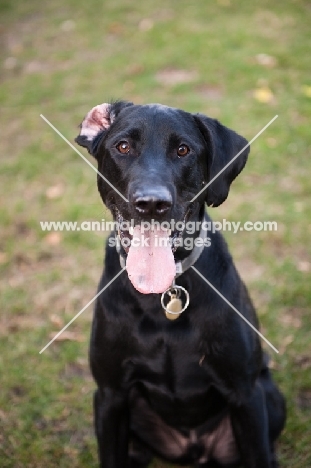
75,101 -> 285,468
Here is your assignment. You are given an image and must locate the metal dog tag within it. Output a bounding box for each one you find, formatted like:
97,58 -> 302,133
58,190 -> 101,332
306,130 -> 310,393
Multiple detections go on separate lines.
165,295 -> 183,321
161,283 -> 190,320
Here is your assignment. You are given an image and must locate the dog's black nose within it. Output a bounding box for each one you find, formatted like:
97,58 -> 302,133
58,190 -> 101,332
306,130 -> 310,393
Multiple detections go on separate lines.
132,187 -> 172,216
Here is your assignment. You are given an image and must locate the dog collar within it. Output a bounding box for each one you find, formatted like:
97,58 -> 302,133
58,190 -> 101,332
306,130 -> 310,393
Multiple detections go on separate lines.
174,213 -> 208,277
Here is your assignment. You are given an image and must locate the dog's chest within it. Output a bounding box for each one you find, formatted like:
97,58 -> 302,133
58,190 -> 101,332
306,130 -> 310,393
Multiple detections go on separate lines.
128,350 -> 238,465
125,335 -> 226,425
127,337 -> 238,465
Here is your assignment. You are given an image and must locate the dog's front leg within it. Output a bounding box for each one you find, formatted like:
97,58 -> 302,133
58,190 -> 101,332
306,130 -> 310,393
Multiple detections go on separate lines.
230,382 -> 272,468
94,387 -> 129,468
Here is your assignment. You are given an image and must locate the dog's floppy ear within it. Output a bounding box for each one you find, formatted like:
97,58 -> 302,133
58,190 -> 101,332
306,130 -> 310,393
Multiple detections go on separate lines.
194,114 -> 250,207
75,101 -> 133,157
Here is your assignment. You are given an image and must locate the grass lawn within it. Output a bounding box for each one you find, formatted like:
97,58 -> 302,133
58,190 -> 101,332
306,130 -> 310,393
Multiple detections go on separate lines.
1,0 -> 311,466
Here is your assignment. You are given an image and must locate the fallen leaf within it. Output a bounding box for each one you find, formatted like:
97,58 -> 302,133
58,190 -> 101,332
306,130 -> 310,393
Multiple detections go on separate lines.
49,331 -> 84,342
49,314 -> 64,328
302,85 -> 311,98
0,252 -> 8,264
126,64 -> 145,76
255,53 -> 277,67
269,359 -> 279,370
297,261 -> 310,272
253,86 -> 274,103
266,137 -> 278,148
44,232 -> 62,245
139,18 -> 154,31
156,68 -> 198,86
108,22 -> 124,35
60,20 -> 75,32
23,61 -> 47,74
280,313 -> 301,328
196,84 -> 223,100
46,184 -> 64,199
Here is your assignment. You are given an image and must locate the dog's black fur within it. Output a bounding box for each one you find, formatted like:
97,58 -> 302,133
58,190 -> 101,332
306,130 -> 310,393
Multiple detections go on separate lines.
76,101 -> 286,468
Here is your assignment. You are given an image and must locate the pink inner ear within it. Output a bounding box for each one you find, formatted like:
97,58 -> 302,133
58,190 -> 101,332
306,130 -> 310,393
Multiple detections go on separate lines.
79,103 -> 113,141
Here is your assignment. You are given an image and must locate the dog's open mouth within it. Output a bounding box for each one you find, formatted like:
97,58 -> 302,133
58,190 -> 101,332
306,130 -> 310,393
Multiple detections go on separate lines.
114,209 -> 190,295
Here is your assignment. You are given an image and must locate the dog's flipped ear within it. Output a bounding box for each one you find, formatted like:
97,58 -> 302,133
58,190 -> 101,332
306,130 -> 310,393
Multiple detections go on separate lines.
75,101 -> 133,157
194,114 -> 250,207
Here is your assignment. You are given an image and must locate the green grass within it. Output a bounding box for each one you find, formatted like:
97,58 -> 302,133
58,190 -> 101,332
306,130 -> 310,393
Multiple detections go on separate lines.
1,0 -> 311,466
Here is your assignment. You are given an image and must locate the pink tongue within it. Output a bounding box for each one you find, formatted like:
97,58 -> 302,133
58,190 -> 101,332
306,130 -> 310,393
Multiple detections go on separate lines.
126,226 -> 176,294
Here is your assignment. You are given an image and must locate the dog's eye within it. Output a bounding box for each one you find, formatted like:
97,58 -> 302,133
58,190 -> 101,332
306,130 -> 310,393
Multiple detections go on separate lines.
117,141 -> 130,154
177,144 -> 190,157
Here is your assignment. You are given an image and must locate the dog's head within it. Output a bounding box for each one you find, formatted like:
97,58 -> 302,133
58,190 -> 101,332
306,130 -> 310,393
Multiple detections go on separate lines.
75,101 -> 249,293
